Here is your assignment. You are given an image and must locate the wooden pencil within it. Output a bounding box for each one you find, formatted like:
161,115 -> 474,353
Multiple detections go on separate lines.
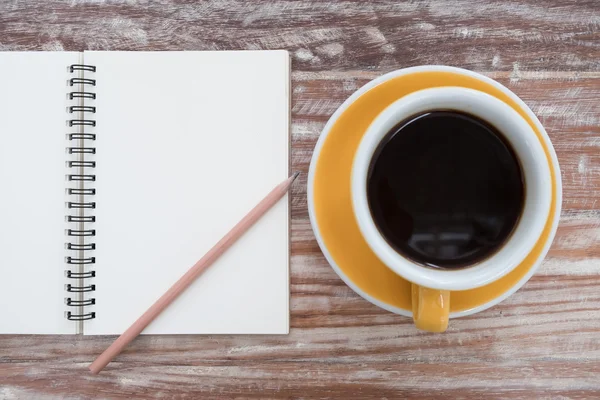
89,172 -> 300,374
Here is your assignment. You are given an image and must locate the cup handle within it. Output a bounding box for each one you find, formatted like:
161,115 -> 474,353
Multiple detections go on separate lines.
411,283 -> 450,332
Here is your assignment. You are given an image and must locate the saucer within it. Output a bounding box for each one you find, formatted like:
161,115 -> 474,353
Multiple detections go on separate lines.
307,66 -> 562,318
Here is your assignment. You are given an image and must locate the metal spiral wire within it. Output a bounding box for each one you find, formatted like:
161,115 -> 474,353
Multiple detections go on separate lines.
65,64 -> 97,322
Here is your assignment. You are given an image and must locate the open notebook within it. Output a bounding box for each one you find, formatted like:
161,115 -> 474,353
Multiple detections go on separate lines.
0,51 -> 290,335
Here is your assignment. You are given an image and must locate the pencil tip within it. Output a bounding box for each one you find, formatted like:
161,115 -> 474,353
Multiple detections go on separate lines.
292,171 -> 301,181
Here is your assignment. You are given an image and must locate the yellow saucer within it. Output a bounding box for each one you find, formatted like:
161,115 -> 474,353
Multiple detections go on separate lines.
307,66 -> 562,317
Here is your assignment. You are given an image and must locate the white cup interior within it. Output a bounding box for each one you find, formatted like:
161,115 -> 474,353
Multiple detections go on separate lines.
351,87 -> 552,291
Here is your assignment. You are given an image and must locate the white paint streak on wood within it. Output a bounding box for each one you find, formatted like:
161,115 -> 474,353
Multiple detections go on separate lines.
492,54 -> 501,68
453,27 -> 485,39
342,78 -> 358,92
40,41 -> 65,51
362,26 -> 389,47
530,102 -> 598,127
316,43 -> 344,57
291,121 -> 324,140
510,62 -> 522,83
295,48 -> 315,62
415,22 -> 436,31
579,155 -> 590,187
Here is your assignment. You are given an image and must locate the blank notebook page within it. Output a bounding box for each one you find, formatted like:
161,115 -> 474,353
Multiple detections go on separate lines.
85,51 -> 289,335
0,52 -> 79,334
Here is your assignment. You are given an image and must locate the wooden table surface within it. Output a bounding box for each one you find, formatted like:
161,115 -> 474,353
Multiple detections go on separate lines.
1,1 -> 599,398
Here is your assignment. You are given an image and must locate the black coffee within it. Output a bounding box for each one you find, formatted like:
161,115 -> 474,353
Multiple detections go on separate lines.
367,111 -> 524,269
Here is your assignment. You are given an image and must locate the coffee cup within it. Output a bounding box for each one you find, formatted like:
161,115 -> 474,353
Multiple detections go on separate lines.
351,86 -> 552,332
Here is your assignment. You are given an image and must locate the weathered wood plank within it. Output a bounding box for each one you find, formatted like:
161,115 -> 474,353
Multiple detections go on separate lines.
0,0 -> 598,71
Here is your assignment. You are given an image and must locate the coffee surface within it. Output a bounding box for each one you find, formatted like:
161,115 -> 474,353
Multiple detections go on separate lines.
367,111 -> 524,269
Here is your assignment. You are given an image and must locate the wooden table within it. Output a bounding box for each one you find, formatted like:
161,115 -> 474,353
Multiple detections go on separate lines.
1,1 -> 599,398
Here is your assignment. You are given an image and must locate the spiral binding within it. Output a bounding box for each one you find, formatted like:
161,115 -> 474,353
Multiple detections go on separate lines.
65,312 -> 96,321
65,63 -> 96,322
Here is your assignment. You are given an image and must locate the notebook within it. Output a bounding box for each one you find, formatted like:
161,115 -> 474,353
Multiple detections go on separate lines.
0,50 -> 290,335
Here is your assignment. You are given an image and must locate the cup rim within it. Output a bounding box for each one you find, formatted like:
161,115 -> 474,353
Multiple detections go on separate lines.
351,86 -> 552,291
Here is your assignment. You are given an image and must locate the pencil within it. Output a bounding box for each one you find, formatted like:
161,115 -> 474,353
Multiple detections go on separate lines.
89,172 -> 300,374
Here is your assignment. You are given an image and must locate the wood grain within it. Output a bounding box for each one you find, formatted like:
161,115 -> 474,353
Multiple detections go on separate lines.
1,0 -> 600,398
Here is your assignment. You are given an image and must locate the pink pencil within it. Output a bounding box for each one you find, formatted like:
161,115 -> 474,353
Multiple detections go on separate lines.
89,172 -> 300,374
